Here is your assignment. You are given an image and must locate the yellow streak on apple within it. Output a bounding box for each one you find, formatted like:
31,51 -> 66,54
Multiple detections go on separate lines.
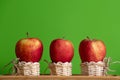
91,41 -> 103,60
21,39 -> 41,50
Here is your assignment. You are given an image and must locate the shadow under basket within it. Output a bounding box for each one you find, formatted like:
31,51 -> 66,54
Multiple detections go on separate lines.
81,61 -> 106,76
49,62 -> 72,76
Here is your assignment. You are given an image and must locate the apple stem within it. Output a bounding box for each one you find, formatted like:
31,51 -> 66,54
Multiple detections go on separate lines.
26,32 -> 29,38
87,36 -> 90,39
63,36 -> 65,39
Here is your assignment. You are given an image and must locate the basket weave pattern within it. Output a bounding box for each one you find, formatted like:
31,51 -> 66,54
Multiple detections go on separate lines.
49,62 -> 72,76
81,61 -> 105,76
17,61 -> 40,76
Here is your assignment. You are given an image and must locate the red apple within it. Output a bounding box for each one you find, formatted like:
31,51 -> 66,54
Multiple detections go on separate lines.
50,39 -> 74,63
15,37 -> 43,62
79,37 -> 106,62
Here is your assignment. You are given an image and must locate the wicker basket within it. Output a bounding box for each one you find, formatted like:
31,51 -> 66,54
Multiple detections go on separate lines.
49,62 -> 72,76
17,61 -> 40,76
81,61 -> 105,76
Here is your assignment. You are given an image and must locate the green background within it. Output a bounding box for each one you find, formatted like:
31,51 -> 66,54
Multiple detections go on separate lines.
0,0 -> 120,75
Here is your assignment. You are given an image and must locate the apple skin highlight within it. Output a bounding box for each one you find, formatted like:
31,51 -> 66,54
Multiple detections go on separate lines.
79,38 -> 106,62
15,38 -> 43,62
50,39 -> 74,63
